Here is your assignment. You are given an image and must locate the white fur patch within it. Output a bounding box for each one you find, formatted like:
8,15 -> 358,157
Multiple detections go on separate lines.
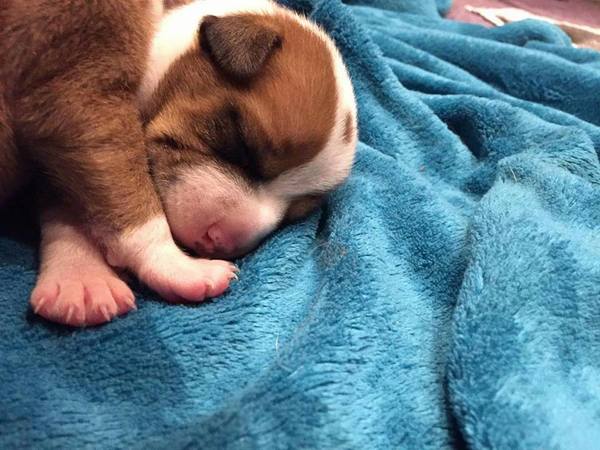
255,188 -> 288,233
40,212 -> 108,268
106,216 -> 178,271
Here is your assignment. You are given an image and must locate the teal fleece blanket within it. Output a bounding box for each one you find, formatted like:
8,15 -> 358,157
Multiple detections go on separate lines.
2,0 -> 600,448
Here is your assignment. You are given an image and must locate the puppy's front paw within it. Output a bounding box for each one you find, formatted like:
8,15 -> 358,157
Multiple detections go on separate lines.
109,217 -> 239,304
139,254 -> 238,303
30,270 -> 135,327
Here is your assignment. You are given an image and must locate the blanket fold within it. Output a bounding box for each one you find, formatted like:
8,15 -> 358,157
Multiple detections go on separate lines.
2,1 -> 599,448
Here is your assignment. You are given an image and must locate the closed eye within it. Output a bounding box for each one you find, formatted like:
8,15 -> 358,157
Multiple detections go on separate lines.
206,107 -> 265,180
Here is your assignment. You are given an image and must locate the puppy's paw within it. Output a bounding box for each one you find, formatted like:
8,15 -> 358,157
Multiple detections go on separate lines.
109,217 -> 239,304
139,255 -> 238,303
30,269 -> 135,327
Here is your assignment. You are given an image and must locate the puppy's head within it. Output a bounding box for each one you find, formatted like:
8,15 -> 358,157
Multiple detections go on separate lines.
139,0 -> 357,259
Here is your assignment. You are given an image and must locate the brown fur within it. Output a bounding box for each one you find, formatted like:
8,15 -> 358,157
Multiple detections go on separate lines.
0,94 -> 26,204
0,0 -> 162,230
164,0 -> 192,9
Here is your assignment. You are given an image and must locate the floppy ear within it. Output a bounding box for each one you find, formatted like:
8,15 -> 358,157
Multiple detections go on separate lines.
199,15 -> 282,81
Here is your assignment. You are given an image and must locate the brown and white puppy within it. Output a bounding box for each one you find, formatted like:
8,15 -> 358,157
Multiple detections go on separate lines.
0,0 -> 357,326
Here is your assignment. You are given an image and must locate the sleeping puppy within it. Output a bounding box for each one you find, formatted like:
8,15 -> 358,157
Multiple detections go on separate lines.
0,0 -> 357,326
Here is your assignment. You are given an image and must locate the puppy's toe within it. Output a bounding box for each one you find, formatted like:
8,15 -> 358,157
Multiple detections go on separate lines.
31,271 -> 136,327
31,280 -> 87,327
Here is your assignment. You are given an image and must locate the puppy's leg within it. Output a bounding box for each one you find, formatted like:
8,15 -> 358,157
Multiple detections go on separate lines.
19,92 -> 237,305
31,204 -> 136,327
0,94 -> 27,206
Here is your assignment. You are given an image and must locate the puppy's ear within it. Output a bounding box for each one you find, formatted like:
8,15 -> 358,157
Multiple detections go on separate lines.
199,15 -> 282,81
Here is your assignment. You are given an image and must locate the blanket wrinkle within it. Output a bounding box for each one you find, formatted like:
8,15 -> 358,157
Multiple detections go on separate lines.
2,0 -> 600,448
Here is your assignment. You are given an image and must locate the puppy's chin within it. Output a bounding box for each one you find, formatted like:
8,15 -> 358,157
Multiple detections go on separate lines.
156,164 -> 287,260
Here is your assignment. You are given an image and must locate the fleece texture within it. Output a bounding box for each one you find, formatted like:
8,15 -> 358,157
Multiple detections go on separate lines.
1,0 -> 600,448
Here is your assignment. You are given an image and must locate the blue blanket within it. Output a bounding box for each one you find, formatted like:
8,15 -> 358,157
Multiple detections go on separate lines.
2,1 -> 600,448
